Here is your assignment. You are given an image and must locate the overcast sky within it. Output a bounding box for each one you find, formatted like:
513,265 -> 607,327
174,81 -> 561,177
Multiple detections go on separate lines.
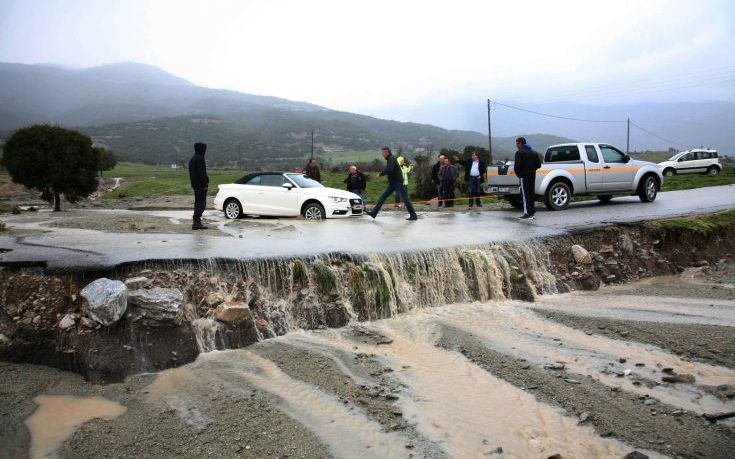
1,0 -> 734,115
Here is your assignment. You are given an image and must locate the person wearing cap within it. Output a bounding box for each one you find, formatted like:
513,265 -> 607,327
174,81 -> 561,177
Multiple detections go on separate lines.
188,142 -> 209,230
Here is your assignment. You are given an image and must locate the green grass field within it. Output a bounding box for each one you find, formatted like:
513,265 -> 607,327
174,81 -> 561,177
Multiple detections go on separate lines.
103,162 -> 422,204
98,161 -> 735,204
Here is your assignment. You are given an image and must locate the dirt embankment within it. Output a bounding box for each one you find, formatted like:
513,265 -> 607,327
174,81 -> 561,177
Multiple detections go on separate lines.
1,214 -> 733,383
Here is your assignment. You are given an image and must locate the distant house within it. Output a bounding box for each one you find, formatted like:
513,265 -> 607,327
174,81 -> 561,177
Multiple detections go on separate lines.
170,163 -> 178,169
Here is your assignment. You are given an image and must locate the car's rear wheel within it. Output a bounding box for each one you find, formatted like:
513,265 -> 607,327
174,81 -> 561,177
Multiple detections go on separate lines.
663,168 -> 676,177
597,195 -> 613,203
638,175 -> 658,202
545,181 -> 571,211
302,202 -> 325,220
706,166 -> 720,176
224,198 -> 243,219
506,196 -> 524,209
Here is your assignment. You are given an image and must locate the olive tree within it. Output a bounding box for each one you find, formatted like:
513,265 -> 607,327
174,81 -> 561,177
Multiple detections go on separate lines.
95,147 -> 117,177
1,125 -> 99,211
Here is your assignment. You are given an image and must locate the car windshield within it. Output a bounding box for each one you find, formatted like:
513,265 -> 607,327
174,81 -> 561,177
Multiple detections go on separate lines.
286,173 -> 324,188
668,153 -> 682,161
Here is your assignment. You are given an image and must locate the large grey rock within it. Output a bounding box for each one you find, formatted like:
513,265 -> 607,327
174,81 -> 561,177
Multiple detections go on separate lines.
128,287 -> 185,327
81,278 -> 128,326
571,245 -> 592,264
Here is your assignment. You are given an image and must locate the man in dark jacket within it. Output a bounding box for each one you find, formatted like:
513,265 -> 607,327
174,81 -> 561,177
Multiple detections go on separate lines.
455,151 -> 487,207
344,165 -> 366,199
514,137 -> 541,219
189,142 -> 209,230
439,156 -> 458,207
304,159 -> 321,183
367,147 -> 417,220
430,154 -> 446,207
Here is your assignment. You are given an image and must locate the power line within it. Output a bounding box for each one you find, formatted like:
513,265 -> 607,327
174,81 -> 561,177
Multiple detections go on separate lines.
629,121 -> 695,149
492,101 -> 626,123
492,99 -> 700,149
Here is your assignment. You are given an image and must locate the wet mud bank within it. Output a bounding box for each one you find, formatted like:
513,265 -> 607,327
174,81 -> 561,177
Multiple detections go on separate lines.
437,324 -> 734,458
1,213 -> 733,383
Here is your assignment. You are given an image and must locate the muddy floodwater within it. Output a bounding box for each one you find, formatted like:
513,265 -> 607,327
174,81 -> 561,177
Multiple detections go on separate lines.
1,268 -> 734,458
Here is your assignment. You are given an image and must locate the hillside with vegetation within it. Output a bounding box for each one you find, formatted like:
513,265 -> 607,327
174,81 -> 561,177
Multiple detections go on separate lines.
0,62 -> 574,168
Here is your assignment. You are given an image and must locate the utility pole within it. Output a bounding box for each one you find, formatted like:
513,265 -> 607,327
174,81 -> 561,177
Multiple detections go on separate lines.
487,99 -> 493,163
310,130 -> 314,161
626,118 -> 630,154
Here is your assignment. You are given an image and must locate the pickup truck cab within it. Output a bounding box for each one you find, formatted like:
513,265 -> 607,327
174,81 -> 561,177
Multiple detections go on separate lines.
486,143 -> 663,210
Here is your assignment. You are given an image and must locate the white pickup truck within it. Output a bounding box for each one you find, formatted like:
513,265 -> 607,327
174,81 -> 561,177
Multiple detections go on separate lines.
486,143 -> 664,210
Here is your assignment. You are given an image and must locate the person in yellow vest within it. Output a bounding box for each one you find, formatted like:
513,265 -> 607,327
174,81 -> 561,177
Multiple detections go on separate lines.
393,156 -> 411,207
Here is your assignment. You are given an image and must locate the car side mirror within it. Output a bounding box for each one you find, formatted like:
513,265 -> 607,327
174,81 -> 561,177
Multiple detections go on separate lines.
282,183 -> 294,190
623,154 -> 630,163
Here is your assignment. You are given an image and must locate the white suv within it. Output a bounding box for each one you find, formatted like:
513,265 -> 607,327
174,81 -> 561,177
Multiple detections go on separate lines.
658,149 -> 721,176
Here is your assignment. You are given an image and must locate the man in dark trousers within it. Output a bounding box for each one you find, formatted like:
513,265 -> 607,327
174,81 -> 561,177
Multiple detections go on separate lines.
431,153 -> 446,206
189,142 -> 209,230
304,158 -> 321,183
514,137 -> 541,219
454,150 -> 487,207
367,147 -> 417,220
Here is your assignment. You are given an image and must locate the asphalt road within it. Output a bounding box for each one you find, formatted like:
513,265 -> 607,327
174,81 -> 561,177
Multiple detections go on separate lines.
1,185 -> 733,270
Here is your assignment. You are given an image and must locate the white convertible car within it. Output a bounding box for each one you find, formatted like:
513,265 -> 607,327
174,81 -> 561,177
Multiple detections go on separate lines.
214,172 -> 364,220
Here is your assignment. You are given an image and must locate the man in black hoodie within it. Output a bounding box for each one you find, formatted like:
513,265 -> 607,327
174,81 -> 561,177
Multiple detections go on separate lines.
367,147 -> 417,220
189,142 -> 209,230
513,137 -> 541,219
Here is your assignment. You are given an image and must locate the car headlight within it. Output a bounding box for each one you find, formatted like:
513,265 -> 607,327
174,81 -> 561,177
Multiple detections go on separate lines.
328,196 -> 349,203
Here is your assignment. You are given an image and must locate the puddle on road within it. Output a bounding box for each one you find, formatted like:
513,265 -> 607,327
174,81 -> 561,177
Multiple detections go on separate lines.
24,395 -> 126,459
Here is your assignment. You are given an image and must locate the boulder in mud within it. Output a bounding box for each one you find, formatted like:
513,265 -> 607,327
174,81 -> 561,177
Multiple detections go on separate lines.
662,373 -> 696,384
124,276 -> 151,290
81,278 -> 128,326
571,245 -> 592,264
58,314 -> 76,330
619,233 -> 634,255
577,272 -> 600,291
214,301 -> 253,325
128,287 -> 185,327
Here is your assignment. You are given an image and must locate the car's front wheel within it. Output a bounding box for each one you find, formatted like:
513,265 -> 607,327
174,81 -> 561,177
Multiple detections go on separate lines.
545,181 -> 571,211
663,168 -> 676,177
302,202 -> 326,220
706,166 -> 720,176
224,198 -> 243,219
638,175 -> 658,202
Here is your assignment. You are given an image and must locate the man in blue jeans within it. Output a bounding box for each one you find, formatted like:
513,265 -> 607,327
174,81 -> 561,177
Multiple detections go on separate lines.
367,147 -> 418,220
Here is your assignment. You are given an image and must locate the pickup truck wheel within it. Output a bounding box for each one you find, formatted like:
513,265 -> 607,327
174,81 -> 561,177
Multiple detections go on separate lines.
663,168 -> 676,177
506,196 -> 524,209
638,176 -> 658,202
597,195 -> 613,203
545,182 -> 571,211
224,198 -> 243,219
302,202 -> 326,220
706,166 -> 720,176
